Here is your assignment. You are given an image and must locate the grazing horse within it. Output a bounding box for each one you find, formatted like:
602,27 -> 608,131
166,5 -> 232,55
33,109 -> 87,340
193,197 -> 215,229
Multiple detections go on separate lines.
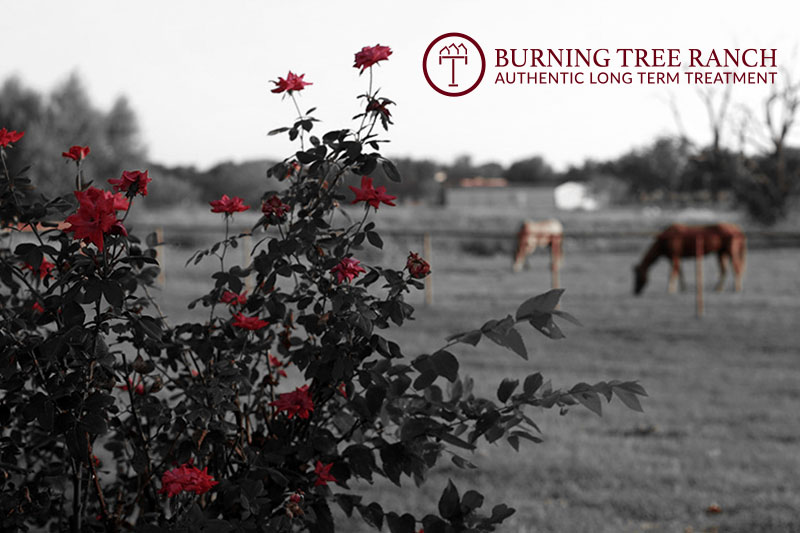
512,219 -> 564,287
633,223 -> 746,295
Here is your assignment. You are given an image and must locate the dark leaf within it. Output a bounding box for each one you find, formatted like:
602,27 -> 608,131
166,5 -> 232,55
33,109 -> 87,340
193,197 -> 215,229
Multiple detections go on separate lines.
381,159 -> 402,182
497,379 -> 519,403
387,512 -> 416,533
438,480 -> 460,520
515,289 -> 565,320
523,373 -> 544,396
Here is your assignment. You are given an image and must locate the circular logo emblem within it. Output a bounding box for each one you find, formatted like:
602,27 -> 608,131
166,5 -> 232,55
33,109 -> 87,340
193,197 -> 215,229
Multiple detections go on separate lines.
422,33 -> 486,97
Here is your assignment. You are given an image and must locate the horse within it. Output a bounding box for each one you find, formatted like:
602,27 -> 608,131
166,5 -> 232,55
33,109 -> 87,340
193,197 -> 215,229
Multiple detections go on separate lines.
512,219 -> 564,287
633,223 -> 746,295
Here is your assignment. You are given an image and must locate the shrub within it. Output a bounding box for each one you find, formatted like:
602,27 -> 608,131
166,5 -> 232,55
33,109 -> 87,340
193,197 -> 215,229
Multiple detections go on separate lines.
0,46 -> 646,533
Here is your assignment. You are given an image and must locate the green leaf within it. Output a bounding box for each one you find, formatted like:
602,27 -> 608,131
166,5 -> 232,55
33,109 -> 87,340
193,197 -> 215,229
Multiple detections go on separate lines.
572,389 -> 602,416
614,387 -> 644,412
430,350 -> 459,382
82,412 -> 108,435
461,490 -> 484,512
438,480 -> 460,519
515,289 -> 565,320
439,432 -> 476,451
497,379 -> 519,403
523,373 -> 543,396
382,159 -> 402,182
359,503 -> 384,530
503,327 -> 527,359
102,281 -> 125,308
489,504 -> 516,523
386,512 -> 416,533
451,454 -> 477,468
552,309 -> 583,326
366,231 -> 383,249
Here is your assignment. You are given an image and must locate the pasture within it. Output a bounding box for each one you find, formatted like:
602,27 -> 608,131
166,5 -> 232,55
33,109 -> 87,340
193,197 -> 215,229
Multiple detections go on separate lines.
138,205 -> 800,533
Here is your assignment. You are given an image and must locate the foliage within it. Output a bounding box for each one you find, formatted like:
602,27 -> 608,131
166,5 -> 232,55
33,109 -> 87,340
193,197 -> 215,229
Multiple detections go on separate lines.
502,155 -> 557,185
0,47 -> 646,533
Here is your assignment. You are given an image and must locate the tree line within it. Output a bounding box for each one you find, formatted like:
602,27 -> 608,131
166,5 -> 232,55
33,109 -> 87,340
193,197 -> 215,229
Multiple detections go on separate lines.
1,74 -> 797,224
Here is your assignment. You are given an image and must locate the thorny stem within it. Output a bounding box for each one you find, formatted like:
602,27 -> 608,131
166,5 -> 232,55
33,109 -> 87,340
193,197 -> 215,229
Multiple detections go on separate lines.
208,216 -> 231,325
290,93 -> 306,151
357,67 -> 374,140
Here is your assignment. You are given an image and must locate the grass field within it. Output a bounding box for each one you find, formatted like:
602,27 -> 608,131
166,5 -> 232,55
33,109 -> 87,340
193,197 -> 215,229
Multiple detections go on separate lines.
143,205 -> 800,533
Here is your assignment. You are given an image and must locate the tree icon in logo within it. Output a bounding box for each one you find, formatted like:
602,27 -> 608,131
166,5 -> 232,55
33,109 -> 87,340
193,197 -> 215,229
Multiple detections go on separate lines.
439,43 -> 468,87
423,33 -> 486,97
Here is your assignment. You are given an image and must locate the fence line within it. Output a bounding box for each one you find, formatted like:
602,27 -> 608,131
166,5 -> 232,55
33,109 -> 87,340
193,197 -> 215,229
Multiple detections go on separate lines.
144,225 -> 800,307
137,224 -> 800,243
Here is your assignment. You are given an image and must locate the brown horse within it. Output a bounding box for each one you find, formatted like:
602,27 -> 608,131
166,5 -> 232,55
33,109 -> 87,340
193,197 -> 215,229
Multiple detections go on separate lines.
633,223 -> 746,295
512,219 -> 563,286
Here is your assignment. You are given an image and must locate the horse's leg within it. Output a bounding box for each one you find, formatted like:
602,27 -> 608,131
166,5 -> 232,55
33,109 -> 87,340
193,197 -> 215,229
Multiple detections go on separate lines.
512,240 -> 525,272
678,263 -> 687,292
512,253 -> 523,272
715,252 -> 728,292
668,256 -> 680,293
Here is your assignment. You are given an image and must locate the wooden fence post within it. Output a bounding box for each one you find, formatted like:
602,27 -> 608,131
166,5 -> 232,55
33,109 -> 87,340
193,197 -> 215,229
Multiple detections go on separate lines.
696,235 -> 704,317
550,234 -> 561,289
156,227 -> 166,287
241,232 -> 253,292
423,232 -> 433,306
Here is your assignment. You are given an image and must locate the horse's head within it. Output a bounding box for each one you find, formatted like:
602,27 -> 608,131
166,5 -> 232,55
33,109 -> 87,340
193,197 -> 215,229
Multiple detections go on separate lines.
633,265 -> 647,295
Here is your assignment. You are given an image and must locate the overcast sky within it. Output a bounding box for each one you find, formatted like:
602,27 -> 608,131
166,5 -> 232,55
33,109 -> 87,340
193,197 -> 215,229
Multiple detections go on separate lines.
2,0 -> 799,170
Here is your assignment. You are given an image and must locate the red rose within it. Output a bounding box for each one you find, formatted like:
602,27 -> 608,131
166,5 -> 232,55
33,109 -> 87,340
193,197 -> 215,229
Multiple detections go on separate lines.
32,302 -> 44,313
220,290 -> 247,306
262,195 -> 291,219
271,72 -> 312,94
270,384 -> 314,419
330,257 -> 366,284
24,258 -> 55,280
209,194 -> 250,214
158,461 -> 218,498
232,312 -> 269,331
406,252 -> 431,279
313,460 -> 336,486
353,44 -> 392,71
0,128 -> 24,148
119,378 -> 145,396
64,187 -> 128,251
62,145 -> 90,161
269,354 -> 288,378
349,176 -> 396,209
108,170 -> 151,197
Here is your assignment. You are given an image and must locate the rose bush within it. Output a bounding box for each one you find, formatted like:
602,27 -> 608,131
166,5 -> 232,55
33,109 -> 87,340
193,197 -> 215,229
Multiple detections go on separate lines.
0,45 -> 646,533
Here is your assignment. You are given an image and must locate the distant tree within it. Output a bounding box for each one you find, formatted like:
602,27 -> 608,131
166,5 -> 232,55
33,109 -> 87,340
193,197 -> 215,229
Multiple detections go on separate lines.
447,154 -> 476,182
0,74 -> 147,194
474,161 -> 505,178
369,157 -> 439,201
194,159 -> 280,206
503,155 -> 556,184
609,136 -> 691,198
105,96 -> 145,172
562,159 -> 603,183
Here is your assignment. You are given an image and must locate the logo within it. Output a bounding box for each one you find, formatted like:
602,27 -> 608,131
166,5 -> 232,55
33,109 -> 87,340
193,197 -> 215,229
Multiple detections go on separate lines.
423,33 -> 486,97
